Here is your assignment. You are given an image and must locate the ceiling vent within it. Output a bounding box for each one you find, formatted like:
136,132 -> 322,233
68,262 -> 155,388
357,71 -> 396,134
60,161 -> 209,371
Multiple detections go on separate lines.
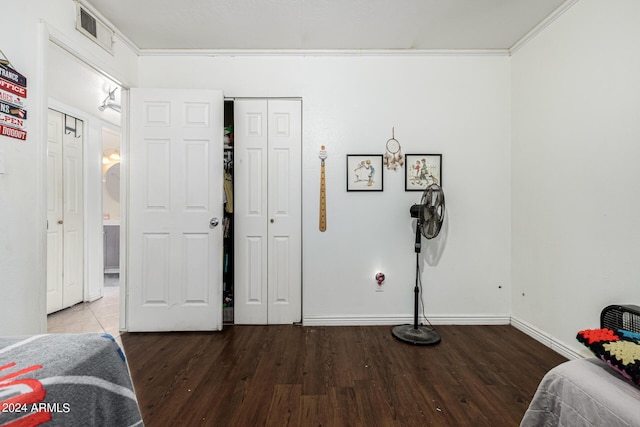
76,3 -> 114,54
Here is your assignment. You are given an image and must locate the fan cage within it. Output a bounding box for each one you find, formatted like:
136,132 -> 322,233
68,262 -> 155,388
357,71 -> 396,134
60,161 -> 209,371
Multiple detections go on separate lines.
600,304 -> 640,333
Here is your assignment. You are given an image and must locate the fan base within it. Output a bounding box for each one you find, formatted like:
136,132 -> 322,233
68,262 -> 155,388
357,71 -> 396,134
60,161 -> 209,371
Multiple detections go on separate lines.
391,325 -> 441,346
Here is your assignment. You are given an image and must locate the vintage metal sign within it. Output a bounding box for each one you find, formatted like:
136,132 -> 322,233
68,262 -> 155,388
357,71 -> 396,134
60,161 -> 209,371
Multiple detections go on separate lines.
0,63 -> 27,87
0,58 -> 27,141
0,101 -> 26,119
0,123 -> 26,140
0,78 -> 26,98
0,112 -> 24,128
0,89 -> 24,107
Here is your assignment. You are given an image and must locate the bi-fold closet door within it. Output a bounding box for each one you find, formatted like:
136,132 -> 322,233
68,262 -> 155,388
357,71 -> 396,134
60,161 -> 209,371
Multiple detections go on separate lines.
234,99 -> 302,325
46,108 -> 84,314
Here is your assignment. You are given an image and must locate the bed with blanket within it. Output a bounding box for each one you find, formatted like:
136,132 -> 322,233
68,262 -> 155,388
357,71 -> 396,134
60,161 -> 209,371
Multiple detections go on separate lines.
0,333 -> 143,426
521,305 -> 640,427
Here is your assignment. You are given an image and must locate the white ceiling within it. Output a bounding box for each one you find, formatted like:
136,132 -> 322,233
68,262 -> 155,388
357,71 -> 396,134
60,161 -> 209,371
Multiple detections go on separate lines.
84,0 -> 569,51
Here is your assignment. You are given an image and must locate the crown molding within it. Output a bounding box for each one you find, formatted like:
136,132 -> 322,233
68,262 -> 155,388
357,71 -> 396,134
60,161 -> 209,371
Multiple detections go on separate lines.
113,32 -> 141,57
510,0 -> 581,55
76,0 -> 579,58
137,48 -> 510,58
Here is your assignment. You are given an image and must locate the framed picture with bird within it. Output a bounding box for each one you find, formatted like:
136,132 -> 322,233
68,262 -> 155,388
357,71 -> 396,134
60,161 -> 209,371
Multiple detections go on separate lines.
405,154 -> 442,191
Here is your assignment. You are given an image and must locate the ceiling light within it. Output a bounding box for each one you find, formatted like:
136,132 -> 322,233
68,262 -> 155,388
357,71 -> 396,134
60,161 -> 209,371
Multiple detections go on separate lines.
103,149 -> 121,164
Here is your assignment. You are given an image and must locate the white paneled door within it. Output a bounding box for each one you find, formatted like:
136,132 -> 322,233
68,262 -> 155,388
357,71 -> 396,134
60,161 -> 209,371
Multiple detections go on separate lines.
128,88 -> 224,331
234,99 -> 302,325
47,109 -> 84,314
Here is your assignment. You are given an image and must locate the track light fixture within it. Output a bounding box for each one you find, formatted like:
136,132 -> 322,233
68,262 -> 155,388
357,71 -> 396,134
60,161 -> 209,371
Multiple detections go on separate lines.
98,87 -> 121,113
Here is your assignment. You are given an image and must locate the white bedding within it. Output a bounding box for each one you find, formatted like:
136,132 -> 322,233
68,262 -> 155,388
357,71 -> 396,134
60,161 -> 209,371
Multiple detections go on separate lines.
521,357 -> 640,427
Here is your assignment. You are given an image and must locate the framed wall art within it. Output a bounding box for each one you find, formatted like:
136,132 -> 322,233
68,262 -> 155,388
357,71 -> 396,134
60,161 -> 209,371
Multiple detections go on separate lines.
347,154 -> 383,191
405,154 -> 442,191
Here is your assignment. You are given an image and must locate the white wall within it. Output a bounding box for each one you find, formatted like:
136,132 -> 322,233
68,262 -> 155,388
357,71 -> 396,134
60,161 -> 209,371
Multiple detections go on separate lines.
48,43 -> 123,128
10,0 -> 634,351
139,54 -> 512,324
0,0 -> 137,335
511,0 -> 640,357
0,3 -> 46,335
2,1 -> 511,336
19,0 -> 634,344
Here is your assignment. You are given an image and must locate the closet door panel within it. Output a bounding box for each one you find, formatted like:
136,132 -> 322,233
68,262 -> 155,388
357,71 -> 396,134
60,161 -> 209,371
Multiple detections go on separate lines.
62,227 -> 83,308
234,100 -> 269,324
272,148 -> 291,215
272,236 -> 291,303
267,100 -> 301,325
247,148 -> 265,215
62,121 -> 84,309
246,236 -> 265,303
46,110 -> 64,313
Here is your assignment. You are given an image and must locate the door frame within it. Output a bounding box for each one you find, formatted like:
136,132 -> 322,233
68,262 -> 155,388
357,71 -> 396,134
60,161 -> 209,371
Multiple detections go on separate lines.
47,100 -> 122,306
44,25 -> 131,330
43,25 -> 303,330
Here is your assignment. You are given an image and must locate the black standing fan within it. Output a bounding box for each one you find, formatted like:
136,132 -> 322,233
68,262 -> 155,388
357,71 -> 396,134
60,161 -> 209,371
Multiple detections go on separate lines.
392,183 -> 445,345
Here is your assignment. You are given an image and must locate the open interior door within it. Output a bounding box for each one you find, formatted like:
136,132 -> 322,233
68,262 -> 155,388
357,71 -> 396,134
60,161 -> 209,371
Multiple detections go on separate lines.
128,88 -> 224,331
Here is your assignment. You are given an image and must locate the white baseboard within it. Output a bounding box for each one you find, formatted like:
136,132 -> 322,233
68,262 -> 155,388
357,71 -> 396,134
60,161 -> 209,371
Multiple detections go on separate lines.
303,314 -> 511,326
302,314 -> 585,360
510,316 -> 583,360
85,292 -> 103,303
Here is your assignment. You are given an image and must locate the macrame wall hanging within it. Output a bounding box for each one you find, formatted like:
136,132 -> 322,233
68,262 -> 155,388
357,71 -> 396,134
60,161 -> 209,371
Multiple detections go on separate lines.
384,127 -> 404,170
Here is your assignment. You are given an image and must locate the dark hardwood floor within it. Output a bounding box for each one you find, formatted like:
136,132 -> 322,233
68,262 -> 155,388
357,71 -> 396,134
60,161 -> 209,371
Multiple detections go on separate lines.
121,324 -> 567,427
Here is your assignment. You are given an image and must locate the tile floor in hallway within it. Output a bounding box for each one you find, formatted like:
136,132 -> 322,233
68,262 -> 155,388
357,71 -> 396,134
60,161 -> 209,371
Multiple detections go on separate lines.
47,276 -> 120,343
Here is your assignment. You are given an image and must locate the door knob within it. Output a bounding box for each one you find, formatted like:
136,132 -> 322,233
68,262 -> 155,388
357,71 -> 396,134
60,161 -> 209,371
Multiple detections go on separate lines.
210,217 -> 220,228
57,219 -> 63,224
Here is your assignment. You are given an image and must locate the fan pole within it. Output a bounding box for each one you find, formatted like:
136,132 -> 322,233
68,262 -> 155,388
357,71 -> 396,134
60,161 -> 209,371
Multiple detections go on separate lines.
412,218 -> 422,329
391,218 -> 441,345
413,252 -> 420,329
